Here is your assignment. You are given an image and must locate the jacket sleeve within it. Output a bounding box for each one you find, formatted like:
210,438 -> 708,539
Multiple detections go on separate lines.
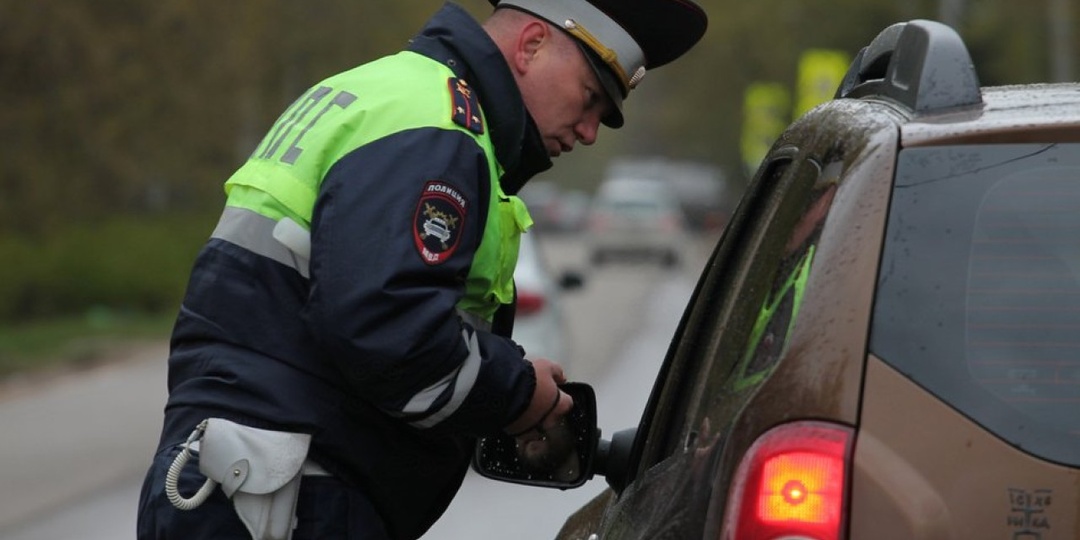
304,126 -> 534,436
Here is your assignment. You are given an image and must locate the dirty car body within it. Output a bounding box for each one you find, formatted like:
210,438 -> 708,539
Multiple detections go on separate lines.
476,19 -> 1080,540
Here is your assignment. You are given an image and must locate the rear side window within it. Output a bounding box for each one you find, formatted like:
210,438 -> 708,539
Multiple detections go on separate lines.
871,143 -> 1080,466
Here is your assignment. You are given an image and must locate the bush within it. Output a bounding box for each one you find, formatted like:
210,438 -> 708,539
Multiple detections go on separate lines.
0,213 -> 214,322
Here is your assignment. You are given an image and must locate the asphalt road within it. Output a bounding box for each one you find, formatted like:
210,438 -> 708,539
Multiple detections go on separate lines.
0,233 -> 714,540
0,342 -> 167,540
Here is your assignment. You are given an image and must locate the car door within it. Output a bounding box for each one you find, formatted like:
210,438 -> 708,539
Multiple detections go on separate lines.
560,101 -> 901,540
562,146 -> 830,539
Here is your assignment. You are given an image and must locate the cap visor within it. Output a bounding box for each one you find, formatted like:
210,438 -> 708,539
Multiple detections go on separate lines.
576,42 -> 625,128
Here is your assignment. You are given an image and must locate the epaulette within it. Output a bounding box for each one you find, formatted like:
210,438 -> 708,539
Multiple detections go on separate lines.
448,77 -> 484,135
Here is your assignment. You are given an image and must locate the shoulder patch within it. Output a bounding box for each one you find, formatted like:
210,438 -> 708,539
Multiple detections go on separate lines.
414,181 -> 468,265
448,77 -> 484,135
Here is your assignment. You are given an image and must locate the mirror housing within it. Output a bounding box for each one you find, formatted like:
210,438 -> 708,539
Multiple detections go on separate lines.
559,270 -> 586,291
472,382 -> 600,489
472,382 -> 641,494
593,427 -> 637,494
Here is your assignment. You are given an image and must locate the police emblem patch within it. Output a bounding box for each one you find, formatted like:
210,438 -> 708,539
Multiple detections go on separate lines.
414,181 -> 468,265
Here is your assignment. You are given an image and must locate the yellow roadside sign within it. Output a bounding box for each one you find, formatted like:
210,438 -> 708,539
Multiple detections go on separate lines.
794,49 -> 851,118
740,82 -> 791,175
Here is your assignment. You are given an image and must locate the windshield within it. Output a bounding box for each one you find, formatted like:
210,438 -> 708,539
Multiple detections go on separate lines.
871,143 -> 1080,466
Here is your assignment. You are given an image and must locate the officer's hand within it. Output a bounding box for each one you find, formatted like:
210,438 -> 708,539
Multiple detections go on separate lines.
503,358 -> 575,437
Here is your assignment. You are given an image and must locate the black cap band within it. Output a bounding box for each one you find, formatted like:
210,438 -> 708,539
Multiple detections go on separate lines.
575,42 -> 625,128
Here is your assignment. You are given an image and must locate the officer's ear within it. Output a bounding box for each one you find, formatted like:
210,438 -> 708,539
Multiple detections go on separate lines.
512,20 -> 550,74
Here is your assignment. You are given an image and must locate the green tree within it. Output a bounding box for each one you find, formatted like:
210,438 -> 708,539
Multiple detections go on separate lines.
0,0 -> 1073,322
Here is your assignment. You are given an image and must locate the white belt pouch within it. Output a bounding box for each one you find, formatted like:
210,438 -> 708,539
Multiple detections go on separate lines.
167,418 -> 313,540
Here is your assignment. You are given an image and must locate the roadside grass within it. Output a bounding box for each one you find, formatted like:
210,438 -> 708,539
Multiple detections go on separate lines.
0,312 -> 174,379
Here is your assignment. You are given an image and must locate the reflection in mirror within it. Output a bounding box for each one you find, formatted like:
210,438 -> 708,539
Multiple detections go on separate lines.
473,382 -> 599,489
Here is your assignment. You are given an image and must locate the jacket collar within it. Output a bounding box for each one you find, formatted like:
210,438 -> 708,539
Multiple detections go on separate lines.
407,2 -> 552,195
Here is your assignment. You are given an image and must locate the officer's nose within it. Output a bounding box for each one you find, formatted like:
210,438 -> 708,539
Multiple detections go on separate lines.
575,113 -> 601,146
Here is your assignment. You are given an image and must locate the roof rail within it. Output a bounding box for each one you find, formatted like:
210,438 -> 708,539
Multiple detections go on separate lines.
835,19 -> 982,113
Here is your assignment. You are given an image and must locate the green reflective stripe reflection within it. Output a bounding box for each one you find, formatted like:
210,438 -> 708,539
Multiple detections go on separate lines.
732,244 -> 816,390
211,206 -> 311,278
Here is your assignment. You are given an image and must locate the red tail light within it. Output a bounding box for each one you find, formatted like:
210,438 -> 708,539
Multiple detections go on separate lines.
587,210 -> 611,232
516,290 -> 546,316
722,421 -> 853,540
659,213 -> 681,232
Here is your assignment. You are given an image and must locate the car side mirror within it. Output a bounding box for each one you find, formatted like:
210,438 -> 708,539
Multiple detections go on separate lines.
472,382 -> 600,489
559,270 -> 585,291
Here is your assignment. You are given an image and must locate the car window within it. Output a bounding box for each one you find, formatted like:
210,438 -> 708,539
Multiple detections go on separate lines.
871,143 -> 1080,466
636,148 -> 835,468
733,174 -> 836,392
682,158 -> 832,446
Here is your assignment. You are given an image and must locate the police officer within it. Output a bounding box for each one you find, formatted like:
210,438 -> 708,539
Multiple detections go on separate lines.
137,1 -> 707,539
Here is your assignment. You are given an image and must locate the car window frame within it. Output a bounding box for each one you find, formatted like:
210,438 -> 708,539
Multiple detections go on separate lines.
676,153 -> 829,446
625,142 -> 848,485
625,147 -> 804,478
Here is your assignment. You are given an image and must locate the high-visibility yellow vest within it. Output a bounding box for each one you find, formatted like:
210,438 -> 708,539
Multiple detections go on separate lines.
219,50 -> 531,322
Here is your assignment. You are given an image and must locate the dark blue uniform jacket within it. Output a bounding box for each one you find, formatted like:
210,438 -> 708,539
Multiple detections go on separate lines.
156,4 -> 553,538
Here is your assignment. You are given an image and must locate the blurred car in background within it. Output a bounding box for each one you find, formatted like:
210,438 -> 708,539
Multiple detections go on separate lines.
554,188 -> 590,233
604,157 -> 729,233
512,231 -> 584,371
585,176 -> 688,268
518,180 -> 591,234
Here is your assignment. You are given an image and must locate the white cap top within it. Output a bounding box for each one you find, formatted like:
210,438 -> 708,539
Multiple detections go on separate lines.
497,0 -> 647,95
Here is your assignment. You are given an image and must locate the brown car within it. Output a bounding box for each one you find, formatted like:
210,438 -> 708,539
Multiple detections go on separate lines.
475,19 -> 1080,539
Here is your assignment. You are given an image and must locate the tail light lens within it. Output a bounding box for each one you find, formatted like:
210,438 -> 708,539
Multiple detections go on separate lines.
516,290 -> 546,316
659,213 -> 681,232
587,210 -> 611,232
722,421 -> 853,540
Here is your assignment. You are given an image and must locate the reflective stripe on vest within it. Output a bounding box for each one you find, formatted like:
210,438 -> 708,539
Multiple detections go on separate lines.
211,206 -> 311,278
401,327 -> 484,429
